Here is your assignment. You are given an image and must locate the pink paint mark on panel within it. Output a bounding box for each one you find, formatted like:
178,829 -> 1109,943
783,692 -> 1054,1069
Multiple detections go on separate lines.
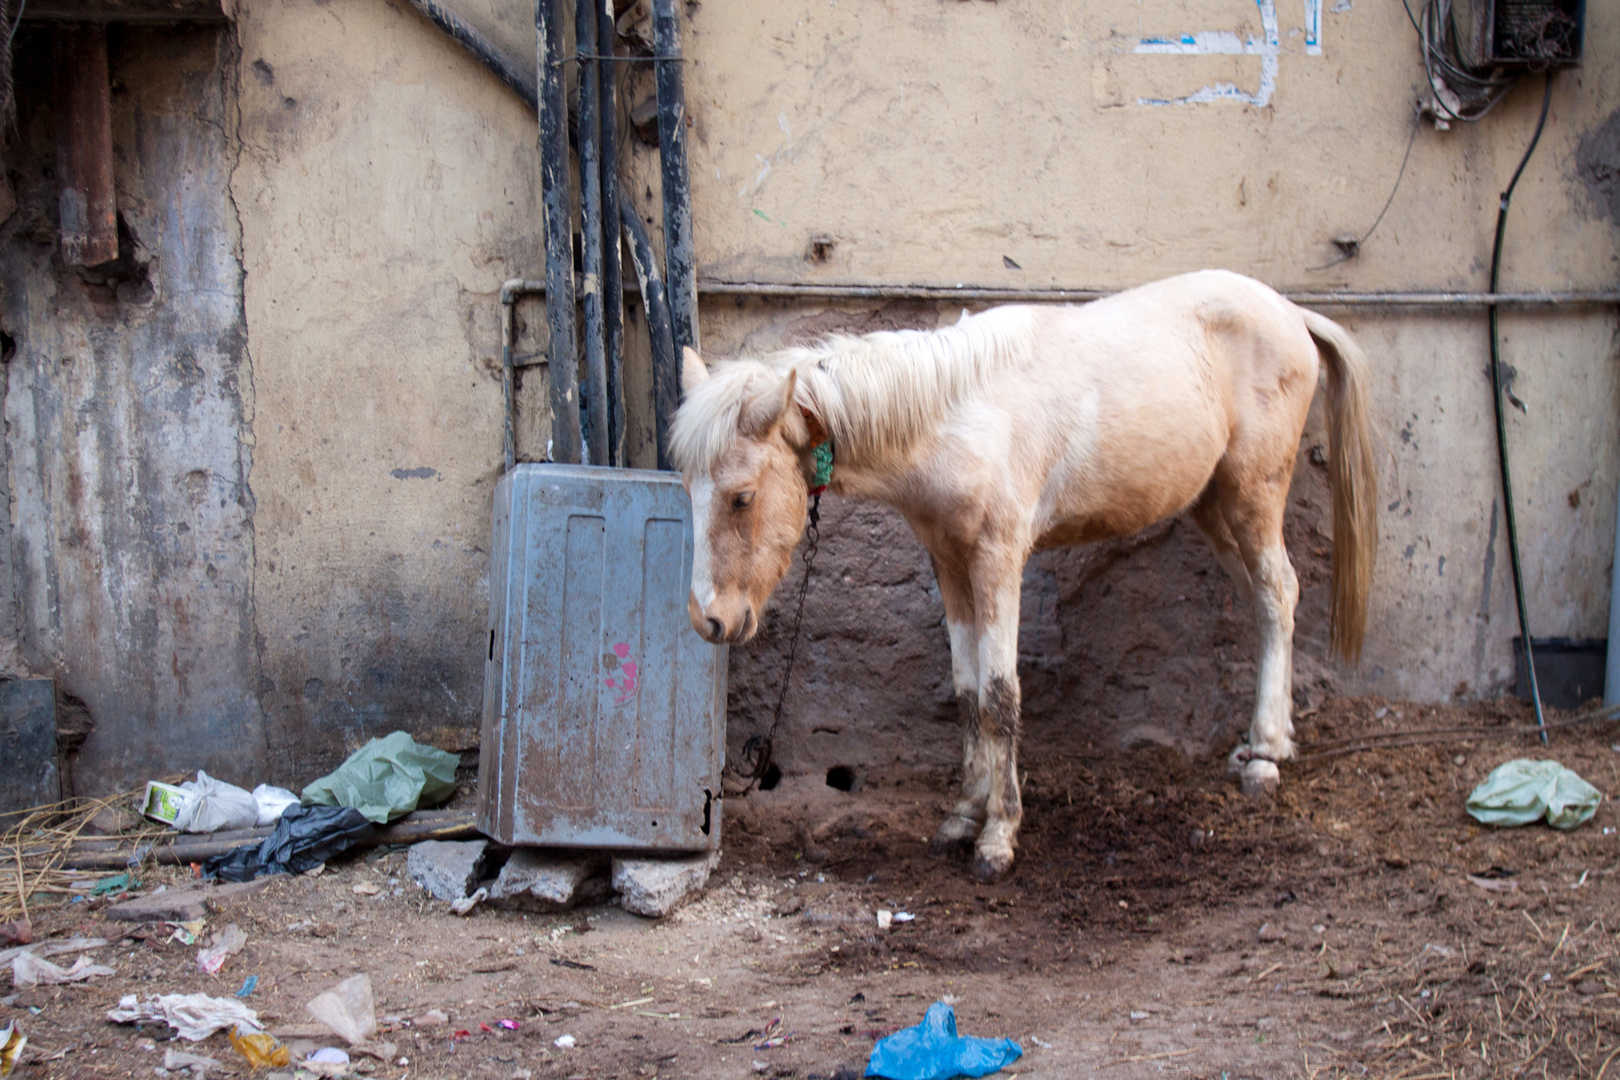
606,649 -> 639,705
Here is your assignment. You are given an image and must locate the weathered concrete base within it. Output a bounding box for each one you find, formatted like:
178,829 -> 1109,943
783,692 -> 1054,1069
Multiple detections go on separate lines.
105,878 -> 275,922
407,840 -> 490,902
612,851 -> 720,918
488,849 -> 610,912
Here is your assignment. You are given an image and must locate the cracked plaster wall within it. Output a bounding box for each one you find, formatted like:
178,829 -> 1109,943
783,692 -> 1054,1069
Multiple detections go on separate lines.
2,27 -> 263,792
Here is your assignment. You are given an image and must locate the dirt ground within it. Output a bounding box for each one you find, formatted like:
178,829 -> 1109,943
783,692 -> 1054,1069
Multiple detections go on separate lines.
5,694 -> 1620,1080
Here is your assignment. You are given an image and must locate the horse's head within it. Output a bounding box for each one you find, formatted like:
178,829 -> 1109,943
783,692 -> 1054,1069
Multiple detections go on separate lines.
672,347 -> 824,644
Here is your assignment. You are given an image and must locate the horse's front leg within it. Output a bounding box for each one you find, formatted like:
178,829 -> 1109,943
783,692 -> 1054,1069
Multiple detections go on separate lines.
928,557 -> 990,855
968,544 -> 1025,882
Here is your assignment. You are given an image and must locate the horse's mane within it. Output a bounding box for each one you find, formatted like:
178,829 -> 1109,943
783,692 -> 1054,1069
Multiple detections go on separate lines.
669,306 -> 1038,473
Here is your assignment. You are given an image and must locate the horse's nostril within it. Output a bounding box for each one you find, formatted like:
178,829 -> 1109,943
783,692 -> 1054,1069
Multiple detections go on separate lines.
707,617 -> 724,641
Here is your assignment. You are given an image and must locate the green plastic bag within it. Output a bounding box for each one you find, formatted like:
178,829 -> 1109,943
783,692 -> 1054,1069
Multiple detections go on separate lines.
300,731 -> 460,824
1466,759 -> 1603,830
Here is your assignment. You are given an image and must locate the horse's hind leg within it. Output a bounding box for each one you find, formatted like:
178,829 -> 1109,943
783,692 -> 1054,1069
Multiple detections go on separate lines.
1189,482 -> 1254,608
928,557 -> 990,855
1218,473 -> 1300,797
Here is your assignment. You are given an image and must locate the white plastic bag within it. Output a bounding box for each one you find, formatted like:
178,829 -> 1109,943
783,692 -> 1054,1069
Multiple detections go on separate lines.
106,993 -> 263,1041
1466,759 -> 1603,829
11,953 -> 114,988
251,784 -> 300,827
172,771 -> 258,834
306,974 -> 376,1045
196,924 -> 248,975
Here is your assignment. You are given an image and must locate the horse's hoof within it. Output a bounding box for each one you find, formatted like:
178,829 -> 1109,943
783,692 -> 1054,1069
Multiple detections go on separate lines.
928,813 -> 981,857
971,851 -> 1013,882
1240,759 -> 1280,798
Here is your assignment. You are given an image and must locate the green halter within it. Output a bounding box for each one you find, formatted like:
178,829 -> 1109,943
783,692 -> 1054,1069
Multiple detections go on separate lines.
810,440 -> 834,495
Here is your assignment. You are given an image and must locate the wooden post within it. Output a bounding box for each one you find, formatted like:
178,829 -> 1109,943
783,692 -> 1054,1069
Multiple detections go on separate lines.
53,25 -> 118,267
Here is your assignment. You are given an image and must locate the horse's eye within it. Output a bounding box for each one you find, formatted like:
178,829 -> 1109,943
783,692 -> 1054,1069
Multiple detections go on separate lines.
731,491 -> 754,510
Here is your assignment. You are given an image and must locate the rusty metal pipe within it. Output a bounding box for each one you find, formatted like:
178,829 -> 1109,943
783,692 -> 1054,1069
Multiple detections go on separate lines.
504,279 -> 1620,307
619,205 -> 677,471
575,0 -> 608,466
598,0 -> 625,466
652,0 -> 698,358
537,0 -> 581,463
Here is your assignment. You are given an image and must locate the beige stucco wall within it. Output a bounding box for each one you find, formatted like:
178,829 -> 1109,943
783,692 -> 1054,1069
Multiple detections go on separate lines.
232,0 -> 1615,776
233,0 -> 540,772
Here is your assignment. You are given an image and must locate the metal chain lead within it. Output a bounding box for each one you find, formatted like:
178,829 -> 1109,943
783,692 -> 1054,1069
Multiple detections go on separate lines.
735,493 -> 821,793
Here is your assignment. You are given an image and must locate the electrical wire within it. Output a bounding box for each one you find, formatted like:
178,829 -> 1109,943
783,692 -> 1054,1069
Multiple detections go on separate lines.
1308,112 -> 1422,272
1294,699 -> 1620,764
1488,72 -> 1555,744
1400,0 -> 1520,124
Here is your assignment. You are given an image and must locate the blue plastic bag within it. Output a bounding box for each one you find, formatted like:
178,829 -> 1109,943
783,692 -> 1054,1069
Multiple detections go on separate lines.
866,1001 -> 1022,1080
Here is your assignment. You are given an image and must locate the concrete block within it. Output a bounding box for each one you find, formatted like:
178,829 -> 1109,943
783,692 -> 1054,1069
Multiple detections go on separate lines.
612,851 -> 719,918
407,839 -> 490,901
106,878 -> 274,922
488,849 -> 609,912
0,680 -> 58,824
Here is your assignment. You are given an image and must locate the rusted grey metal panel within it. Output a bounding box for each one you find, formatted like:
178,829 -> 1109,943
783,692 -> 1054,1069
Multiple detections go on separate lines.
477,464 -> 726,851
0,679 -> 58,825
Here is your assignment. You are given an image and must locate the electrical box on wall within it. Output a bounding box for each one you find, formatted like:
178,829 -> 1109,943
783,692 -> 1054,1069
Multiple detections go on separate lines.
1454,0 -> 1584,69
477,464 -> 727,852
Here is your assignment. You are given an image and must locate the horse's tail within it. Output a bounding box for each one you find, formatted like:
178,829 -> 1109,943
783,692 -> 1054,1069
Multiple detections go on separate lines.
1302,308 -> 1377,663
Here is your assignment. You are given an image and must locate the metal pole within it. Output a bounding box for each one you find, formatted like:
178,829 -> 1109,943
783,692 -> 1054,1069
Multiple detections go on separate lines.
620,200 -> 678,471
402,0 -> 536,106
652,0 -> 699,359
692,282 -> 1620,307
496,279 -> 1620,309
598,0 -> 625,467
575,0 -> 608,466
537,0 -> 581,464
501,286 -> 517,472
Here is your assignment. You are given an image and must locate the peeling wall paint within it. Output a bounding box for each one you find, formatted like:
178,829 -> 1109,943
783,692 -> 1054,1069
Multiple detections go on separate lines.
1,28 -> 265,792
1132,0 -> 1321,108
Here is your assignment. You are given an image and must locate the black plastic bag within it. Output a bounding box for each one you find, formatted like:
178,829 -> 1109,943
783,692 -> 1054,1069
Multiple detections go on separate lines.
203,805 -> 377,882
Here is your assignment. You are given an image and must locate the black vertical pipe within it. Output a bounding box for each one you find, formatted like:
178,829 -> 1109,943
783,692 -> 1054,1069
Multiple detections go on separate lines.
620,198 -> 678,471
575,0 -> 608,466
1489,74 -> 1554,744
652,0 -> 699,359
598,0 -> 626,467
537,0 -> 581,464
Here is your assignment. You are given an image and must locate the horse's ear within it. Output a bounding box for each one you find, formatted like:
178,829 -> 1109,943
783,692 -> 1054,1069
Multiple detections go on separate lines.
801,406 -> 828,447
681,346 -> 709,394
738,369 -> 796,438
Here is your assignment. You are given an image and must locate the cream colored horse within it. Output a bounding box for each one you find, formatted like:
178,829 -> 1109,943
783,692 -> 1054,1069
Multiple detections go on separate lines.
672,270 -> 1376,881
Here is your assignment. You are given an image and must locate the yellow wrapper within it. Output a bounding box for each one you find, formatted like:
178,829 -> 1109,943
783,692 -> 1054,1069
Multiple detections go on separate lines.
0,1022 -> 25,1078
228,1025 -> 291,1068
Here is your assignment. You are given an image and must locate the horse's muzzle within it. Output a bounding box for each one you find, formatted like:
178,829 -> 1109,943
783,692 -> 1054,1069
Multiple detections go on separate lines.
688,595 -> 757,644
